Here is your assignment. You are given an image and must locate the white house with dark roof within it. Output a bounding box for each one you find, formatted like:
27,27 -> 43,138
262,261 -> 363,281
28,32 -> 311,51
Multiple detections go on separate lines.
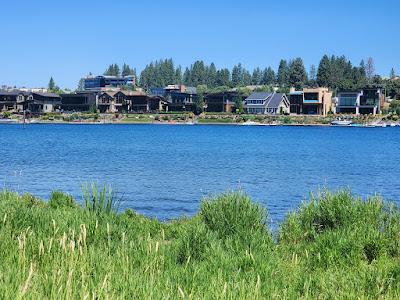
244,92 -> 289,115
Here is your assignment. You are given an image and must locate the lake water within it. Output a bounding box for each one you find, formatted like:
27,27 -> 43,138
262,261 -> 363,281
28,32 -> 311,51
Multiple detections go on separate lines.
1,124 -> 399,224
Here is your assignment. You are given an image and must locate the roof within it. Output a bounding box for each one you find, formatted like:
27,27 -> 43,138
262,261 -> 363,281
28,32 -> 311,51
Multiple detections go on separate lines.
32,92 -> 61,98
246,92 -> 273,100
267,93 -> 286,108
0,90 -> 28,96
289,91 -> 304,95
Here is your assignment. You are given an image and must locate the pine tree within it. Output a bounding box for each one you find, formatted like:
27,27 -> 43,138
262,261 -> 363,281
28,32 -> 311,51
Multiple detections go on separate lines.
207,63 -> 217,88
242,69 -> 252,86
183,67 -> 191,86
122,63 -> 134,76
288,58 -> 308,89
48,77 -> 55,91
77,78 -> 84,91
216,69 -> 230,87
317,55 -> 331,87
231,64 -> 243,86
277,60 -> 288,86
251,67 -> 262,85
390,68 -> 396,79
175,66 -> 182,84
262,67 -> 276,85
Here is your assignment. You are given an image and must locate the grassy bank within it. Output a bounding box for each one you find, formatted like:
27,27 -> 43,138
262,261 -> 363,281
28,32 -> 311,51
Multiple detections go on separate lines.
1,189 -> 400,298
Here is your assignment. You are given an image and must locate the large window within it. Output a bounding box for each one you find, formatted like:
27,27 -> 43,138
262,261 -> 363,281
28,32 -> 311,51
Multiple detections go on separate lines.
339,94 -> 358,106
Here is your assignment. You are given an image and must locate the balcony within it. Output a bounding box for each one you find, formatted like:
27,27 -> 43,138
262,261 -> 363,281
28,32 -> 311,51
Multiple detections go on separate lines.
303,99 -> 320,104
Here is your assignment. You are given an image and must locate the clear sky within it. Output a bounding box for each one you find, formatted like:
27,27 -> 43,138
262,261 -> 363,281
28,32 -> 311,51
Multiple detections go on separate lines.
1,0 -> 398,89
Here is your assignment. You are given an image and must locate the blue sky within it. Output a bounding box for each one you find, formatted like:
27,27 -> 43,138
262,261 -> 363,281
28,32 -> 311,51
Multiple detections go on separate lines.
1,0 -> 398,89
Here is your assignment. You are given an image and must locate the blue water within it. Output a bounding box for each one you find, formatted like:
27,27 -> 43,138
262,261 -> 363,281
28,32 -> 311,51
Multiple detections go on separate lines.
1,124 -> 399,224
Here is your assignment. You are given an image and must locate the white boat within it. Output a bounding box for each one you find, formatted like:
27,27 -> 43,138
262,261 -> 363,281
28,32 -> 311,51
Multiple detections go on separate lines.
242,121 -> 260,126
0,118 -> 18,124
331,120 -> 352,126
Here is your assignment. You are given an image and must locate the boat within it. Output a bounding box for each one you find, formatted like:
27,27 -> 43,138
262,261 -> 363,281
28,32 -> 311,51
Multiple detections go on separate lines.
331,120 -> 352,126
242,121 -> 260,126
0,118 -> 18,124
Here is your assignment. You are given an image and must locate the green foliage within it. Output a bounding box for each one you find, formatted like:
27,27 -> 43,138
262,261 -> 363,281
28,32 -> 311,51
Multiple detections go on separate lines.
277,59 -> 289,86
199,191 -> 270,243
48,190 -> 76,209
1,189 -> 400,298
81,183 -> 117,215
288,58 -> 308,89
104,63 -> 121,76
279,189 -> 400,267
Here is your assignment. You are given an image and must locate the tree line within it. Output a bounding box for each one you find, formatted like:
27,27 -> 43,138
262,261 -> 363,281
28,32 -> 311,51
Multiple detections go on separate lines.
135,55 -> 396,93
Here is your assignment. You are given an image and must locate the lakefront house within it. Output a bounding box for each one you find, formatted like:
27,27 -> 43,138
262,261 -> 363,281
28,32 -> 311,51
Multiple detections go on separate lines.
289,87 -> 333,116
0,90 -> 61,113
336,87 -> 384,115
244,92 -> 290,115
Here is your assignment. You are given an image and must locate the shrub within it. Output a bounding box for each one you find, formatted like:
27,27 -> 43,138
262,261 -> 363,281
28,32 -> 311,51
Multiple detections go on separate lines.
199,191 -> 270,243
278,189 -> 400,267
176,221 -> 212,264
20,193 -> 44,207
48,190 -> 76,209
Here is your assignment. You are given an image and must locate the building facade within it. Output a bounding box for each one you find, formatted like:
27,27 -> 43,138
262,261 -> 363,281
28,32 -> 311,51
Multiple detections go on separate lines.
289,87 -> 332,116
60,92 -> 97,112
336,87 -> 384,115
204,91 -> 239,113
84,75 -> 135,91
244,92 -> 290,115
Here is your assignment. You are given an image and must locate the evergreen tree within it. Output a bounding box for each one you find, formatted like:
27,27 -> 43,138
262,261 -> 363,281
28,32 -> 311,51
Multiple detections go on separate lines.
77,78 -> 84,91
121,63 -> 134,76
288,58 -> 308,89
207,63 -> 217,88
262,67 -> 276,85
216,68 -> 231,87
48,77 -> 56,91
175,66 -> 182,84
390,68 -> 396,79
242,69 -> 252,86
190,61 -> 206,86
183,67 -> 191,86
251,67 -> 263,85
277,60 -> 288,86
231,64 -> 243,86
317,55 -> 331,87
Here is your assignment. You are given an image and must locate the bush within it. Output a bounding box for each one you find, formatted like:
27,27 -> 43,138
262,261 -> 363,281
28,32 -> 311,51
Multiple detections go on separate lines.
48,190 -> 76,209
278,189 -> 400,267
199,191 -> 270,243
176,221 -> 213,264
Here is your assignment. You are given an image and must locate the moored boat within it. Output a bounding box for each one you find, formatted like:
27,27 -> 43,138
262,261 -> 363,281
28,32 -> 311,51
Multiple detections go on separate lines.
331,120 -> 352,126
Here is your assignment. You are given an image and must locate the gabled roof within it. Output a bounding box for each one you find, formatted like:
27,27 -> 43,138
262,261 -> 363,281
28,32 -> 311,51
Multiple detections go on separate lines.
267,93 -> 287,108
246,92 -> 273,100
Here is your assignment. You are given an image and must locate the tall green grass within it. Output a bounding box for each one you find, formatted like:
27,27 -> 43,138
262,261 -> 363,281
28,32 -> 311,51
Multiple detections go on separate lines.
0,188 -> 399,298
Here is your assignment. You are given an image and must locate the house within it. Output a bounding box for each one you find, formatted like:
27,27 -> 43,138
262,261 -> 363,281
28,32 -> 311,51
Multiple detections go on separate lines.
244,92 -> 289,115
97,92 -> 117,113
153,85 -> 198,112
289,87 -> 332,116
336,87 -> 384,115
60,92 -> 97,112
84,75 -> 135,91
22,92 -> 61,113
0,90 -> 25,112
204,91 -> 240,113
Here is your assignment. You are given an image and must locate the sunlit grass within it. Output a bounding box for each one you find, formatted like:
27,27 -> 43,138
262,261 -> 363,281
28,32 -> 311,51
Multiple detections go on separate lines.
0,188 -> 399,298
